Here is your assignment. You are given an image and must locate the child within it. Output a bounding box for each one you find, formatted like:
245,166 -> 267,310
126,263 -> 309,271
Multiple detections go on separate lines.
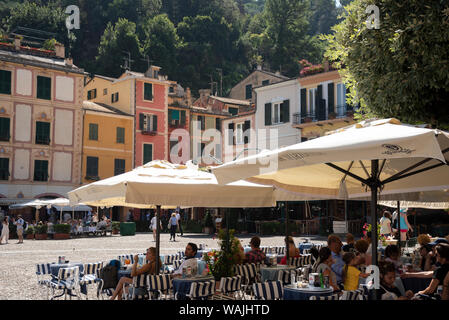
378,261 -> 414,300
342,252 -> 370,291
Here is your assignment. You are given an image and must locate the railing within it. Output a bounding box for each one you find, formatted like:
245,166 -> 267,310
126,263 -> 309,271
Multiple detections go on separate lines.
293,112 -> 317,125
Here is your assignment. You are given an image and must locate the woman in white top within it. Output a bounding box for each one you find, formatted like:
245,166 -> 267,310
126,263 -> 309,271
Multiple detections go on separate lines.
380,210 -> 392,237
150,212 -> 162,242
0,217 -> 9,244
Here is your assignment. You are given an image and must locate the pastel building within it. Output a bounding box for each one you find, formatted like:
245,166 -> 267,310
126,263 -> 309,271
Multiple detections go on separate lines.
0,40 -> 84,206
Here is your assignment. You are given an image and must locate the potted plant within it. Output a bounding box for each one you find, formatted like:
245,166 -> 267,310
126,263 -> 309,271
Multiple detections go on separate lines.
53,224 -> 71,240
112,221 -> 120,235
328,112 -> 337,120
203,211 -> 214,234
25,226 -> 35,239
35,224 -> 48,240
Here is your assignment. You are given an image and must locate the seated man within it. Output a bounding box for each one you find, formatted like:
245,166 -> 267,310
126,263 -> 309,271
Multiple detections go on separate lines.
245,236 -> 267,264
328,234 -> 345,289
173,243 -> 200,278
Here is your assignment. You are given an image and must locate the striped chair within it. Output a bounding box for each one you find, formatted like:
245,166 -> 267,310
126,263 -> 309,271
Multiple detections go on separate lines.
340,290 -> 363,300
186,280 -> 216,300
310,294 -> 340,300
260,246 -> 270,254
49,266 -> 81,300
288,254 -> 314,268
123,274 -> 149,300
173,260 -> 183,270
177,251 -> 185,260
148,274 -> 173,300
217,275 -> 244,300
276,246 -> 285,255
118,254 -> 135,266
36,263 -> 52,299
252,281 -> 283,300
233,263 -> 260,298
277,269 -> 298,286
80,262 -> 104,299
164,254 -> 177,265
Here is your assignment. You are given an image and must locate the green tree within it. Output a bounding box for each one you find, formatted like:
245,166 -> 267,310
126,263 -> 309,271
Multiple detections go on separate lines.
309,0 -> 339,36
323,0 -> 449,128
95,18 -> 144,78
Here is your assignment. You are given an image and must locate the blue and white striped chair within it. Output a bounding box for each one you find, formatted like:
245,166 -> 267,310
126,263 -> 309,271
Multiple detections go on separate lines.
36,263 -> 52,299
123,274 -> 149,300
49,266 -> 81,300
118,254 -> 135,266
177,251 -> 185,260
173,260 -> 183,270
340,290 -> 363,300
260,247 -> 270,254
234,263 -> 259,297
252,281 -> 283,300
310,294 -> 340,300
164,254 -> 177,265
148,274 -> 173,300
276,246 -> 285,255
186,280 -> 216,300
80,262 -> 104,299
277,269 -> 298,286
288,254 -> 314,268
218,275 -> 244,300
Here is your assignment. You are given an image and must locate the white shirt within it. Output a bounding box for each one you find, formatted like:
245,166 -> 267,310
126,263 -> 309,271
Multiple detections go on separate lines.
15,218 -> 24,230
174,257 -> 198,275
380,217 -> 391,234
176,213 -> 181,221
150,216 -> 157,230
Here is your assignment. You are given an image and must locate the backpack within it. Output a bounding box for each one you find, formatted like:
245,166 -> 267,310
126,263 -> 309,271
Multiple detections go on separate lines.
100,264 -> 118,289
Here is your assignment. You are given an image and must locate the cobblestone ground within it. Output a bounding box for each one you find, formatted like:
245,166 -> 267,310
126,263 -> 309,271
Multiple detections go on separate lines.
0,232 -> 327,300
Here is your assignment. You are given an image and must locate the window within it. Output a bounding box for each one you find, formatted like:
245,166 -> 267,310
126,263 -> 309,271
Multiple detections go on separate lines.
0,117 -> 10,141
143,144 -> 153,164
144,83 -> 153,101
0,70 -> 12,95
0,158 -> 9,180
35,121 -> 51,145
272,103 -> 281,124
337,83 -> 347,116
228,107 -> 238,116
308,88 -> 317,115
139,113 -> 158,133
236,123 -> 244,145
114,159 -> 125,176
215,118 -> 221,131
168,109 -> 180,126
197,115 -> 205,130
116,127 -> 125,143
34,160 -> 48,181
262,79 -> 270,86
111,92 -> 119,103
89,123 -> 98,141
37,76 -> 51,100
87,89 -> 97,100
103,88 -> 108,96
169,86 -> 175,93
170,140 -> 179,159
86,156 -> 99,179
245,84 -> 252,99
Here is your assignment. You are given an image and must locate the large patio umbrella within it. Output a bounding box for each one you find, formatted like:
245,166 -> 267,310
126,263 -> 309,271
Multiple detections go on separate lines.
9,199 -> 47,222
212,118 -> 449,267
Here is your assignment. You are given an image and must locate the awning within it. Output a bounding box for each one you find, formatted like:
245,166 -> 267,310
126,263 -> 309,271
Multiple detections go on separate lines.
53,204 -> 92,212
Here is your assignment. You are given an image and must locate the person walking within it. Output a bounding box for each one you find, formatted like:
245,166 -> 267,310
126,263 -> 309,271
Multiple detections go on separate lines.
176,209 -> 183,237
150,213 -> 162,242
13,215 -> 24,244
0,217 -> 9,244
399,209 -> 413,242
169,213 -> 178,241
380,210 -> 393,238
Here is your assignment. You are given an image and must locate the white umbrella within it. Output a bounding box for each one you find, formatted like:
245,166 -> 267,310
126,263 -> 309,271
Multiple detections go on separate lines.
212,118 -> 449,264
378,200 -> 449,210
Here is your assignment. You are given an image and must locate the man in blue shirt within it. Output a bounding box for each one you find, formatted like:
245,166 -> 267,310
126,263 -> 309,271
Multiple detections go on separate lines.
328,234 -> 344,288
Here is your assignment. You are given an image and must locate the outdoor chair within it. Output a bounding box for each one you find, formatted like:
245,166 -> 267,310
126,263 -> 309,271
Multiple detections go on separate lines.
252,280 -> 283,300
164,254 -> 177,265
234,263 -> 260,298
35,263 -> 52,299
118,254 -> 135,266
275,246 -> 285,255
147,274 -> 173,300
173,260 -> 183,270
288,254 -> 313,268
309,294 -> 340,300
49,266 -> 81,300
80,262 -> 104,300
186,280 -> 216,300
278,269 -> 298,286
340,290 -> 364,300
123,274 -> 149,300
215,275 -> 244,300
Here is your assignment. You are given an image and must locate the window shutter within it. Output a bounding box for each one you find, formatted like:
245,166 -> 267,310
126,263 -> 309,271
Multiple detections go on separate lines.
300,89 -> 307,118
265,103 -> 272,126
243,120 -> 250,144
0,70 -> 11,94
215,118 -> 221,131
144,83 -> 153,100
327,83 -> 335,114
139,113 -> 145,130
0,158 -> 9,180
143,144 -> 153,164
152,115 -> 158,132
228,123 -> 234,146
181,110 -> 186,125
168,109 -> 173,123
281,100 -> 290,123
116,127 -> 125,143
0,118 -> 10,140
245,84 -> 252,99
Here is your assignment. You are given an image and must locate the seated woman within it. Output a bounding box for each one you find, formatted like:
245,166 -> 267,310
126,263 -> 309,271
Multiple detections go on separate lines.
315,247 -> 339,292
110,247 -> 161,300
377,261 -> 414,300
280,236 -> 301,265
414,243 -> 449,299
418,244 -> 437,271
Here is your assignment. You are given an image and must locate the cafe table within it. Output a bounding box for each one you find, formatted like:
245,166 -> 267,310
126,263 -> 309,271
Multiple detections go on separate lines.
173,275 -> 215,300
260,265 -> 296,282
284,283 -> 334,300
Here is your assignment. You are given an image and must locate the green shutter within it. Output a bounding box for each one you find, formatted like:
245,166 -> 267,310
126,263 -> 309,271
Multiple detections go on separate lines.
34,160 -> 48,181
0,158 -> 9,180
37,76 -> 51,100
301,88 -> 307,117
265,103 -> 272,126
139,113 -> 145,130
152,115 -> 158,131
143,144 -> 153,164
181,110 -> 186,125
245,84 -> 252,99
328,83 -> 335,114
114,159 -> 125,175
89,123 -> 98,140
280,100 -> 290,123
116,127 -> 125,143
215,118 -> 221,131
144,83 -> 153,100
36,122 -> 50,145
228,123 -> 234,146
0,70 -> 12,95
243,120 -> 250,144
86,157 -> 98,177
0,118 -> 10,141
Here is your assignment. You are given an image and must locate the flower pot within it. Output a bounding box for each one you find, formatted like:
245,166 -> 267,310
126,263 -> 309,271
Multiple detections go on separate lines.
35,234 -> 48,240
54,233 -> 70,240
26,234 -> 35,240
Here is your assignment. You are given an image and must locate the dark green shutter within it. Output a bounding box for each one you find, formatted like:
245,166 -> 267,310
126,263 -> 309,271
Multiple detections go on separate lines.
265,103 -> 272,126
0,158 -> 9,180
317,85 -> 326,121
89,123 -> 98,141
34,160 -> 48,181
143,144 -> 153,164
243,120 -> 250,144
281,100 -> 290,123
152,115 -> 158,131
0,118 -> 10,141
301,88 -> 307,117
181,110 -> 186,125
37,76 -> 51,100
168,109 -> 173,123
0,70 -> 12,94
245,84 -> 252,99
86,157 -> 98,177
215,118 -> 221,131
139,113 -> 145,130
36,122 -> 50,144
116,127 -> 125,143
228,123 -> 234,146
144,83 -> 153,100
328,83 -> 335,114
114,159 -> 125,175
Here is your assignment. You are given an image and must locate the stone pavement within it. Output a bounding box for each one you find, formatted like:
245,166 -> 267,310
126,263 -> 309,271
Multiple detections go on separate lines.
0,232 -> 328,300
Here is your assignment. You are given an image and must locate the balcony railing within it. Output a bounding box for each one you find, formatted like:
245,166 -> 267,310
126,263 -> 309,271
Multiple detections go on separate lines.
168,120 -> 187,129
294,105 -> 355,125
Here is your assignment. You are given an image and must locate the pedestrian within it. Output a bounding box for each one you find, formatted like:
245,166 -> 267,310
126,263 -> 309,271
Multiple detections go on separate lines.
150,213 -> 162,242
168,213 -> 178,241
0,217 -> 9,244
380,210 -> 392,238
399,208 -> 413,242
13,215 -> 24,244
176,209 -> 183,237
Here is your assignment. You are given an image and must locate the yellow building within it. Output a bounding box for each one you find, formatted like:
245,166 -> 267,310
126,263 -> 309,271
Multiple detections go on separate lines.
82,101 -> 133,185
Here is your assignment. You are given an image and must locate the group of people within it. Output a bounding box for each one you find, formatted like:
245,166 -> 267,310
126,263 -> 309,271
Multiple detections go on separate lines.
0,215 -> 25,244
379,208 -> 414,242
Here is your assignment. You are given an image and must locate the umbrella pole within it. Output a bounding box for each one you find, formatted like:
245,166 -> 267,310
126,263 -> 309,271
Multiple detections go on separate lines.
286,202 -> 289,264
370,160 -> 379,266
397,201 -> 401,253
156,205 -> 161,274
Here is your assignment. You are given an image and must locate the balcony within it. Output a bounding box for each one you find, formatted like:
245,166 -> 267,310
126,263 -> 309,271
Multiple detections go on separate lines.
168,120 -> 187,129
141,129 -> 157,136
